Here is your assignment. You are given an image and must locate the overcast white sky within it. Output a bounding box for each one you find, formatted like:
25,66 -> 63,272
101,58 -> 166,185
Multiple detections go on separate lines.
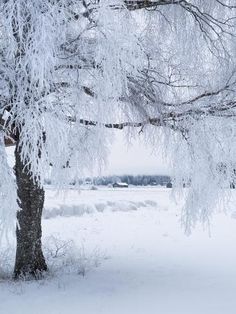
103,131 -> 170,176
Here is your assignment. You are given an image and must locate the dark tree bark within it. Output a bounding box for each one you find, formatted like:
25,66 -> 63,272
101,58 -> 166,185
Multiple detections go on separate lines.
14,142 -> 47,279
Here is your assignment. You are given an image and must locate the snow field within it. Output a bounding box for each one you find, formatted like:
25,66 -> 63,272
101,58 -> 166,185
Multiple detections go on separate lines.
1,187 -> 236,314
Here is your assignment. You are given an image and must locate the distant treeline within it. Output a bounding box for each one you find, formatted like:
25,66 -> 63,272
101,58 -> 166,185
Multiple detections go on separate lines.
89,175 -> 171,186
45,175 -> 171,186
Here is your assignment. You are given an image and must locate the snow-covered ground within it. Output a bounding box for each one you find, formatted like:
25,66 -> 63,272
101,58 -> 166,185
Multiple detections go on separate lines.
1,187 -> 236,314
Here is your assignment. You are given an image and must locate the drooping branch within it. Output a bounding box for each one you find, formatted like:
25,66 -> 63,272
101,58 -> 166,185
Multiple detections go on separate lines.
77,118 -> 145,129
78,0 -> 180,19
120,0 -> 182,10
80,0 -> 236,39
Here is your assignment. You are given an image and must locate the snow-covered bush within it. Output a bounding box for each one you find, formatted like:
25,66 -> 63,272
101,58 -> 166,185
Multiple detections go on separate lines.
43,235 -> 106,277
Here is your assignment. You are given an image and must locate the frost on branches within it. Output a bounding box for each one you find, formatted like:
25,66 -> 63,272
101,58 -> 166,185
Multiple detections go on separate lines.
0,0 -> 236,240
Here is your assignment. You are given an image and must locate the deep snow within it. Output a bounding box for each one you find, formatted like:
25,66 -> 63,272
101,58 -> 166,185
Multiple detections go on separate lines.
1,187 -> 236,314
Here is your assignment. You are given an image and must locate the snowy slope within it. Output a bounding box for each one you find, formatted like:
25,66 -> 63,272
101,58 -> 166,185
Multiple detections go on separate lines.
1,187 -> 236,314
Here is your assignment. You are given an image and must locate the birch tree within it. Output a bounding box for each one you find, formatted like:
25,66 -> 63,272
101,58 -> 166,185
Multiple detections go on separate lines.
0,0 -> 236,278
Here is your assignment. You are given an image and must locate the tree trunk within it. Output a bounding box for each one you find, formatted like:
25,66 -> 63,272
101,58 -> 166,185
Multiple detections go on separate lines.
14,142 -> 47,279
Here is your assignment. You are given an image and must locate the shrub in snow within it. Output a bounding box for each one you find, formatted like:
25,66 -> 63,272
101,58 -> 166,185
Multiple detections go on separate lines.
43,235 -> 107,277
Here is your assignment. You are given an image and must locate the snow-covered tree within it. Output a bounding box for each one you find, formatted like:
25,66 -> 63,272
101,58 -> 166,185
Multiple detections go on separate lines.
67,0 -> 236,232
0,0 -> 236,278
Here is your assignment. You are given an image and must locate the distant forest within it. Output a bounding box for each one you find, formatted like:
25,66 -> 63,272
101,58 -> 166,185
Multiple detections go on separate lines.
87,175 -> 171,186
45,175 -> 171,186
